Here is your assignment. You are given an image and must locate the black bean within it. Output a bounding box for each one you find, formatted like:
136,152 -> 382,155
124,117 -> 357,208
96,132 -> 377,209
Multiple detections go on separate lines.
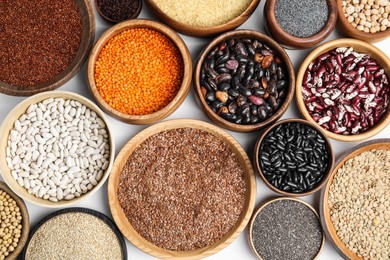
205,67 -> 218,79
235,42 -> 248,56
211,100 -> 223,109
238,85 -> 252,96
205,92 -> 215,102
277,80 -> 287,90
217,67 -> 229,74
228,89 -> 239,98
258,106 -> 268,120
218,83 -> 231,91
237,94 -> 247,106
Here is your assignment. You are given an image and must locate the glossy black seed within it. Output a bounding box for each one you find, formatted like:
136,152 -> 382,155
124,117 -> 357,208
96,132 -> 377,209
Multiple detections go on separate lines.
205,92 -> 215,102
218,83 -> 231,91
228,89 -> 240,98
252,87 -> 265,96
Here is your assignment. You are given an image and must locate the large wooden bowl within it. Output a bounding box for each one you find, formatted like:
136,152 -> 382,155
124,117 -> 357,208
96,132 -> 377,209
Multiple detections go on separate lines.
296,38 -> 390,142
0,0 -> 95,96
108,119 -> 256,259
144,0 -> 260,37
320,139 -> 390,259
263,0 -> 337,49
0,91 -> 115,208
194,30 -> 295,132
0,181 -> 30,259
87,19 -> 192,124
336,0 -> 390,43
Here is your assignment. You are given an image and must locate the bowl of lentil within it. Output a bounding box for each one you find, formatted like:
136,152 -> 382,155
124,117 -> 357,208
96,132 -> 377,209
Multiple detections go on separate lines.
144,0 -> 260,37
0,91 -> 115,208
263,0 -> 338,49
108,119 -> 256,259
194,30 -> 295,132
87,19 -> 192,124
0,0 -> 95,96
94,0 -> 142,23
337,0 -> 390,43
0,181 -> 29,260
296,38 -> 390,142
248,197 -> 325,260
320,139 -> 390,259
254,119 -> 334,196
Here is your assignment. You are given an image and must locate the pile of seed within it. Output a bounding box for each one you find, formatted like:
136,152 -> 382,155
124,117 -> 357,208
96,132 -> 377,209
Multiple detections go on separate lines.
95,28 -> 183,115
200,38 -> 288,125
96,0 -> 141,22
25,212 -> 123,259
275,0 -> 329,37
251,199 -> 323,260
328,149 -> 389,259
5,98 -> 110,202
0,189 -> 23,260
302,47 -> 390,135
153,0 -> 252,27
342,0 -> 390,33
0,0 -> 82,87
118,128 -> 246,251
259,122 -> 330,193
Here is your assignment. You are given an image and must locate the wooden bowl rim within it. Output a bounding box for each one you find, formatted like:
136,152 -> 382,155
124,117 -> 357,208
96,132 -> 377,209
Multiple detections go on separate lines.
194,29 -> 295,132
264,0 -> 337,47
0,181 -> 30,260
20,207 -> 128,259
94,0 -> 142,23
248,196 -> 325,260
0,91 -> 115,208
336,0 -> 390,41
0,0 -> 95,96
144,0 -> 261,37
253,118 -> 334,197
87,19 -> 192,124
295,38 -> 390,141
319,138 -> 390,260
108,118 -> 257,259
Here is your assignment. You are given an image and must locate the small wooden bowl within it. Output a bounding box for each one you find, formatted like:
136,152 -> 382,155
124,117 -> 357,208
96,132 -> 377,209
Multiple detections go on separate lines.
0,0 -> 95,96
253,118 -> 334,196
194,30 -> 295,133
320,139 -> 390,259
21,207 -> 127,259
0,91 -> 115,208
94,0 -> 142,23
108,119 -> 256,259
336,0 -> 390,43
248,197 -> 325,259
0,181 -> 30,260
87,19 -> 192,124
296,38 -> 390,142
144,0 -> 260,37
263,0 -> 337,49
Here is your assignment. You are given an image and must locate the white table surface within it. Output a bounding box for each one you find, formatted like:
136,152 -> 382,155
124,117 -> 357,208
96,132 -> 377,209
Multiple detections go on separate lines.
0,1 -> 389,259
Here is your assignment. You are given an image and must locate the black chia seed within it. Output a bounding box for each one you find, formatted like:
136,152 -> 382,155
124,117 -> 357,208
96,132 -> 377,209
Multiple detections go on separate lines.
251,199 -> 323,260
274,0 -> 329,38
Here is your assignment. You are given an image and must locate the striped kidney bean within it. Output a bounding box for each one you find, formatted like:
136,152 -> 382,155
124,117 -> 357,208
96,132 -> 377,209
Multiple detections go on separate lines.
302,47 -> 390,135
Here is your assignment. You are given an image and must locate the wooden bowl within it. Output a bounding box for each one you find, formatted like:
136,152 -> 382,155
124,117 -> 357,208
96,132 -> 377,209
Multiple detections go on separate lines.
0,181 -> 30,260
194,30 -> 295,133
94,0 -> 142,23
296,38 -> 390,142
144,0 -> 260,37
108,119 -> 256,259
253,118 -> 334,197
263,0 -> 338,49
336,0 -> 390,43
0,91 -> 115,208
0,0 -> 95,96
248,197 -> 325,259
87,19 -> 192,124
320,138 -> 390,259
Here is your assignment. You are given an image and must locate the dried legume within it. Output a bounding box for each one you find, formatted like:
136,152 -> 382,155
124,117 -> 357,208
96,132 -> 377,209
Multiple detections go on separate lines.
95,28 -> 183,115
97,0 -> 141,22
201,38 -> 288,125
153,0 -> 252,27
118,128 -> 246,251
259,122 -> 330,193
0,189 -> 23,260
302,47 -> 390,135
5,98 -> 110,202
0,0 -> 82,87
329,149 -> 389,259
251,199 -> 323,260
275,0 -> 329,37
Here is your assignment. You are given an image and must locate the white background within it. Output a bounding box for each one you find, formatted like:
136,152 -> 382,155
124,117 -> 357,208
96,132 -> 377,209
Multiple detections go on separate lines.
0,1 -> 389,259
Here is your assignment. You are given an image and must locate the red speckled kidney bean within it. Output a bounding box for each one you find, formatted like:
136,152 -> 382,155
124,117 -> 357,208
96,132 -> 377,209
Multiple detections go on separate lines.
302,47 -> 390,135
